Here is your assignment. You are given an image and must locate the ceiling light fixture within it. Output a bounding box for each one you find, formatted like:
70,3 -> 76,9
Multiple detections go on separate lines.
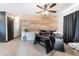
36,3 -> 56,16
42,11 -> 48,16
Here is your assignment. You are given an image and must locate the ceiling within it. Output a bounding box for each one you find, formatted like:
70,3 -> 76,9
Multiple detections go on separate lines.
0,3 -> 74,16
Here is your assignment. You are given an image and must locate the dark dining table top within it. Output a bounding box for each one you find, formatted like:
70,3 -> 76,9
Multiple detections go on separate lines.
39,29 -> 56,32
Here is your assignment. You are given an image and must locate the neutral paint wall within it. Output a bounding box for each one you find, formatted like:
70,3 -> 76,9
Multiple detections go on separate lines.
21,16 -> 58,32
57,16 -> 63,34
14,17 -> 20,38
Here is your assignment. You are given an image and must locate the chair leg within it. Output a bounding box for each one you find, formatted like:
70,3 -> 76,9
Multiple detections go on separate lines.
34,41 -> 37,44
45,40 -> 53,54
34,36 -> 40,44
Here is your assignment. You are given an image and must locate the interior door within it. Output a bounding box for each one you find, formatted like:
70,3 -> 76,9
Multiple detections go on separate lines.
7,17 -> 14,41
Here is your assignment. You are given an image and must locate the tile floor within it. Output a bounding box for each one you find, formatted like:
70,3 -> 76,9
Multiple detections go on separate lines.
0,37 -> 79,56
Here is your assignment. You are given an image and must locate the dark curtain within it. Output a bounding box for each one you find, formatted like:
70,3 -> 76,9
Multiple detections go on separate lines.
63,12 -> 76,43
74,11 -> 79,42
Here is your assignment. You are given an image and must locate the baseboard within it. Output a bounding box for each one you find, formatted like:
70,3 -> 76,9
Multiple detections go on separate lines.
14,35 -> 21,39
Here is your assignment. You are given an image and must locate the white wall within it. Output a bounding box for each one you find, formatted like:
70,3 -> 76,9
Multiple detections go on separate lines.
14,17 -> 20,38
57,16 -> 63,35
57,4 -> 79,35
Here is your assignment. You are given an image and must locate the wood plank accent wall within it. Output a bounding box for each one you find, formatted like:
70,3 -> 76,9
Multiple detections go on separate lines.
20,16 -> 58,31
